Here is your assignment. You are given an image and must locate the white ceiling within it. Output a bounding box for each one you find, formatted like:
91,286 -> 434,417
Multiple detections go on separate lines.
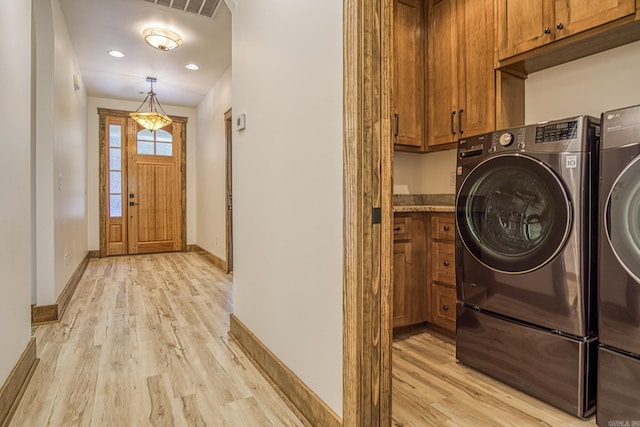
59,0 -> 232,107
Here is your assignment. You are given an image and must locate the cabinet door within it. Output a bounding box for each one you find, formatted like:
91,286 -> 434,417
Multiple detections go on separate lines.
497,0 -> 555,60
393,0 -> 425,150
554,0 -> 635,39
430,283 -> 456,332
427,0 -> 459,147
457,0 -> 495,138
393,241 -> 411,327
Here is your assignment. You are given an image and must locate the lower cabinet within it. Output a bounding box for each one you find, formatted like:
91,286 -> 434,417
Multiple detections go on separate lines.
393,211 -> 456,336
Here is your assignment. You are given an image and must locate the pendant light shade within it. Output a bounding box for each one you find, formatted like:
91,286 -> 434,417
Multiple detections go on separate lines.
130,77 -> 172,131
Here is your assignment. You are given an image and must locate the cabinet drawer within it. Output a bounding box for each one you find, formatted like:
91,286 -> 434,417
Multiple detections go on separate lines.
430,282 -> 456,332
431,214 -> 455,241
432,241 -> 455,285
393,214 -> 411,241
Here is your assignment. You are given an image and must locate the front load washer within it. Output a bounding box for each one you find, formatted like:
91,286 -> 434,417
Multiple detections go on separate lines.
455,116 -> 600,418
597,104 -> 640,426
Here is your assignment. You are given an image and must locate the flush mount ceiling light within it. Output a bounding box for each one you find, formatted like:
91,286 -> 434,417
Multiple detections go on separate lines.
143,27 -> 183,51
129,77 -> 172,131
185,63 -> 199,70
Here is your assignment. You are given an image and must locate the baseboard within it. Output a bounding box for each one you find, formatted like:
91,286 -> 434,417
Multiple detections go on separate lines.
88,250 -> 100,258
0,338 -> 39,427
31,252 -> 91,324
229,315 -> 341,427
188,245 -> 228,273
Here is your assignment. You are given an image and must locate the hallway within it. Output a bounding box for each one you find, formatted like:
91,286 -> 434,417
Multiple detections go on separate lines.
10,253 -> 304,426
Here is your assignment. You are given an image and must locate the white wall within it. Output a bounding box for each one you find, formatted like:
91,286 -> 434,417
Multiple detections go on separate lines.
33,0 -> 88,305
0,0 -> 33,384
196,67 -> 231,259
232,0 -> 343,415
526,40 -> 640,122
86,97 -> 198,250
393,149 -> 457,195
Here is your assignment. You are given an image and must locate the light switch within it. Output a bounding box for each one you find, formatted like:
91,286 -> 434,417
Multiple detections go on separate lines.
234,113 -> 246,131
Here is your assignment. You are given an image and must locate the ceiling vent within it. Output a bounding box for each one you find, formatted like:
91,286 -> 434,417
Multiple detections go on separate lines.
143,0 -> 223,18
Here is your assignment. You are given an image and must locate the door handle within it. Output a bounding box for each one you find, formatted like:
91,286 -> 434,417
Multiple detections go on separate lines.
451,111 -> 456,135
394,113 -> 399,138
129,202 -> 139,206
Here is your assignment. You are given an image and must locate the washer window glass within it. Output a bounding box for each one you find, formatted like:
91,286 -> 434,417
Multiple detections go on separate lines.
606,156 -> 640,283
456,155 -> 572,273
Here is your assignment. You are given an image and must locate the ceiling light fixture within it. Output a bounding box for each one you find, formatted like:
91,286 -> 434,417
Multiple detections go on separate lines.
143,27 -> 183,51
129,77 -> 172,131
185,63 -> 199,70
108,50 -> 125,58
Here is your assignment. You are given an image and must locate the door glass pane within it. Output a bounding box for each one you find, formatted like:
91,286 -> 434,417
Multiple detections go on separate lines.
138,129 -> 154,141
110,195 -> 122,217
109,148 -> 121,170
109,124 -> 121,147
156,129 -> 172,142
607,156 -> 640,282
156,143 -> 173,156
137,141 -> 154,155
110,171 -> 122,193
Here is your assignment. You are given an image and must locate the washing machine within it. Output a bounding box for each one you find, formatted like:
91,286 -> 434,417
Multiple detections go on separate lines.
597,105 -> 640,426
455,116 -> 600,418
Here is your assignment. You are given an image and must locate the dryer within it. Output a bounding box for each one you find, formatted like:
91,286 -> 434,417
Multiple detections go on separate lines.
455,116 -> 600,418
598,105 -> 640,426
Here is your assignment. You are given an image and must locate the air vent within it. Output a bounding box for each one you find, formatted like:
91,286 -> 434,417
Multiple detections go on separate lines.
143,0 -> 223,18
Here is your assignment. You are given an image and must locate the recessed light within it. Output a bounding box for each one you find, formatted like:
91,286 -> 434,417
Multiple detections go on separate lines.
185,63 -> 199,70
108,50 -> 125,58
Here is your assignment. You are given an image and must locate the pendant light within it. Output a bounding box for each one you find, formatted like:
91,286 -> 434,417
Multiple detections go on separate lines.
130,77 -> 172,131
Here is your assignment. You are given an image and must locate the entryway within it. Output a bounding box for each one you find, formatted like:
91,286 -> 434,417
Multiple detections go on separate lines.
98,109 -> 187,257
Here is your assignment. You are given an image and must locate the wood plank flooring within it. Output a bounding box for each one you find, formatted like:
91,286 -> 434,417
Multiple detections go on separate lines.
10,252 -> 600,426
9,253 -> 304,427
392,330 -> 597,426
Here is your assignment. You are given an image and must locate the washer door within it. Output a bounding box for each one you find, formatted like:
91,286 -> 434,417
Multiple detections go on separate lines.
606,155 -> 640,283
456,154 -> 572,273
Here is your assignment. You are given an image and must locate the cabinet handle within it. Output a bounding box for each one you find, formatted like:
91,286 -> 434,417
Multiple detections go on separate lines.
443,260 -> 450,267
393,227 -> 401,231
458,109 -> 464,135
556,22 -> 564,30
544,27 -> 551,34
394,113 -> 399,138
443,304 -> 449,311
451,111 -> 456,135
443,225 -> 450,232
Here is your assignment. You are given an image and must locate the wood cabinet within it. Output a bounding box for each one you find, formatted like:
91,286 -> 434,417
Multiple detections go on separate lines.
428,213 -> 456,334
393,213 -> 428,328
427,0 -> 495,148
497,0 -> 636,61
392,0 -> 426,152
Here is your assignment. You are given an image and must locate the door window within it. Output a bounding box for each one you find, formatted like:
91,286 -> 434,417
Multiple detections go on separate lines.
606,155 -> 640,283
137,128 -> 173,156
456,154 -> 572,273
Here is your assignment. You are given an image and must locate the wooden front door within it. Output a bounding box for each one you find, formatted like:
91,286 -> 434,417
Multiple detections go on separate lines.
99,109 -> 187,257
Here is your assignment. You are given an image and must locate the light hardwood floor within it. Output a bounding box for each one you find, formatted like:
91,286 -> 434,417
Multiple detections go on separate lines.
392,330 -> 597,427
10,253 -> 305,427
10,252 -> 599,426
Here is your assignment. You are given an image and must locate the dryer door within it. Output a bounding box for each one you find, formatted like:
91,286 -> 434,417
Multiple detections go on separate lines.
605,155 -> 640,284
456,154 -> 572,273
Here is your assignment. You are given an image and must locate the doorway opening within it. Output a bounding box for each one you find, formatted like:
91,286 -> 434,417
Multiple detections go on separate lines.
98,108 -> 188,257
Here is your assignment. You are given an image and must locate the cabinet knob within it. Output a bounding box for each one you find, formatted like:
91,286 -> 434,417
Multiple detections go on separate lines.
544,27 -> 551,34
443,225 -> 450,232
556,22 -> 564,30
443,304 -> 449,311
443,260 -> 450,267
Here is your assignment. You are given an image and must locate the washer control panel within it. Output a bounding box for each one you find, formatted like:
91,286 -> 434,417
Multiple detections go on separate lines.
535,120 -> 578,143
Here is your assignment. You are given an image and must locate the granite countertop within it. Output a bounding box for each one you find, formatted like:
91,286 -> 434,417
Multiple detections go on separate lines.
393,194 -> 455,213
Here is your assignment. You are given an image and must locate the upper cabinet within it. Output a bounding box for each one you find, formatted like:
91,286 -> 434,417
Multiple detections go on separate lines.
393,0 -> 426,152
427,0 -> 495,148
497,0 -> 637,69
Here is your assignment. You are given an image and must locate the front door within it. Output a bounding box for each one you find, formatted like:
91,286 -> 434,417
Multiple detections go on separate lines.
99,109 -> 186,257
